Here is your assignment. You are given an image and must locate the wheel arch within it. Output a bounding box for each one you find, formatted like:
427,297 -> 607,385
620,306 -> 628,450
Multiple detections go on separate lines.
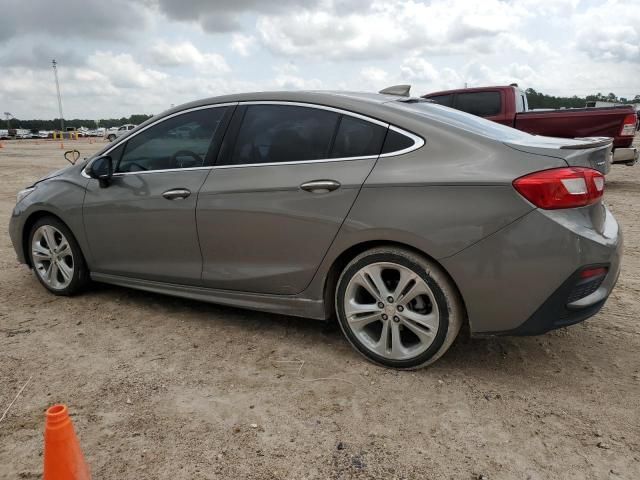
321,240 -> 468,324
22,210 -> 80,268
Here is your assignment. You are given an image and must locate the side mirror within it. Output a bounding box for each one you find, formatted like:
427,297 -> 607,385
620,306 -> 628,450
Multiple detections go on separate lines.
88,155 -> 113,188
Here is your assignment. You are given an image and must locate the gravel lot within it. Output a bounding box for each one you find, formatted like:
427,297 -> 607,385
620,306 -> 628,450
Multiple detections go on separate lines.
1,137 -> 639,479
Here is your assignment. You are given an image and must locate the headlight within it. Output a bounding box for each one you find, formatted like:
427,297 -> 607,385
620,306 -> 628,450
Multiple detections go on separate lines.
16,186 -> 36,204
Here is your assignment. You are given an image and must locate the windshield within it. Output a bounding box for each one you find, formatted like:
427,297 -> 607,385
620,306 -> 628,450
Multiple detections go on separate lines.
387,100 -> 534,142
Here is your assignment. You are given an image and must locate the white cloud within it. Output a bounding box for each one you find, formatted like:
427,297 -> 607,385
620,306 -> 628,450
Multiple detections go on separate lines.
574,0 -> 640,63
272,64 -> 324,90
149,41 -> 230,74
88,52 -> 167,89
231,34 -> 257,57
257,0 -> 529,60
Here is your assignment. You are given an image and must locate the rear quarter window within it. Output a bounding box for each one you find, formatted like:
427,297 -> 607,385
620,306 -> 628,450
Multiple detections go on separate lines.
455,91 -> 501,117
330,116 -> 386,158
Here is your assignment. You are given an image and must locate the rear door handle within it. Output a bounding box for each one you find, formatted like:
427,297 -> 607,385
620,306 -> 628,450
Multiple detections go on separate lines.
162,188 -> 191,200
300,180 -> 341,193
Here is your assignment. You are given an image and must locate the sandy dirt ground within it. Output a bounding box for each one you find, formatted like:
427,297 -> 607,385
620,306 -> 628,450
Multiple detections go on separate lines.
0,137 -> 639,480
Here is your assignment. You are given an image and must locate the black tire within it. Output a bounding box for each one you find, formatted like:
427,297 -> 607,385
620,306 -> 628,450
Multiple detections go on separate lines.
28,216 -> 90,296
107,134 -> 116,142
335,247 -> 464,369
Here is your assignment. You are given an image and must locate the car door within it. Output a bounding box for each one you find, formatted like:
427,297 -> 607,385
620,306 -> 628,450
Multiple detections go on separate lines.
83,104 -> 234,284
196,102 -> 388,295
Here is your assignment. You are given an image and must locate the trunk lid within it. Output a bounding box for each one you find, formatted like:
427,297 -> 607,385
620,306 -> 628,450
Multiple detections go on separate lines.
503,136 -> 613,175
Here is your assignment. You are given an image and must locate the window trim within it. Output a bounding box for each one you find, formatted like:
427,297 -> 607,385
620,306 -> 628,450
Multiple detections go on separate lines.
82,103 -> 237,178
215,101 -> 424,169
83,100 -> 424,177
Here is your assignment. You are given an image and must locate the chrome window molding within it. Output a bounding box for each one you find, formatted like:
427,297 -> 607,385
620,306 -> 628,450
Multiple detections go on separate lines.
212,155 -> 379,170
82,100 -> 424,178
238,101 -> 390,128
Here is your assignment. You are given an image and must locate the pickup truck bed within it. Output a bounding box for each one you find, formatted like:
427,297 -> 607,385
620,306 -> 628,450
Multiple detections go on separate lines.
515,106 -> 635,148
423,86 -> 638,165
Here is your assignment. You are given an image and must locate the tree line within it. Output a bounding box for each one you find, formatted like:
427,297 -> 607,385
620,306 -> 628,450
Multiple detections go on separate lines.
4,114 -> 154,131
5,89 -> 640,130
525,89 -> 640,110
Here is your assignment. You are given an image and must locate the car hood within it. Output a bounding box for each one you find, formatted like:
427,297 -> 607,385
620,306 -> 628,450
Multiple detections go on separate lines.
30,164 -> 73,187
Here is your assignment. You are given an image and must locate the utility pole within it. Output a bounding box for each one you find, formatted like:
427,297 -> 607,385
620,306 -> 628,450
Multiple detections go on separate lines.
52,59 -> 64,131
3,112 -> 11,130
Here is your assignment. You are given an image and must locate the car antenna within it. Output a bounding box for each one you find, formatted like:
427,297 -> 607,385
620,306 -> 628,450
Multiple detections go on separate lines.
379,85 -> 411,97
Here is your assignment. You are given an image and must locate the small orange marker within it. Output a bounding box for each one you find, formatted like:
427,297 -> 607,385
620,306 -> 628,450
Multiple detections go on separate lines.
60,142 -> 64,149
43,404 -> 91,480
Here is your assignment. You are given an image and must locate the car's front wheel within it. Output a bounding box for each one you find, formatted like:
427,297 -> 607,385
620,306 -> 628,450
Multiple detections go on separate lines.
29,216 -> 89,295
107,134 -> 116,142
336,247 -> 463,369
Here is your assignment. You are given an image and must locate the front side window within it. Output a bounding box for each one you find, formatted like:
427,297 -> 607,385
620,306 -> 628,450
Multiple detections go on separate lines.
229,105 -> 339,165
117,108 -> 227,173
455,92 -> 501,117
330,116 -> 386,158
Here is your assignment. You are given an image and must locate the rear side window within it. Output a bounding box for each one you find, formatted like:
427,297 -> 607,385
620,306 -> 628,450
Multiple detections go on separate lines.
117,108 -> 228,173
428,94 -> 454,107
229,105 -> 339,165
330,116 -> 386,158
455,92 -> 501,117
381,129 -> 415,154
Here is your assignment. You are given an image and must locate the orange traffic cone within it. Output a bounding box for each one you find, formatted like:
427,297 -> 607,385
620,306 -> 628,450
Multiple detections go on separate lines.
60,142 -> 64,149
43,404 -> 91,480
0,141 -> 4,148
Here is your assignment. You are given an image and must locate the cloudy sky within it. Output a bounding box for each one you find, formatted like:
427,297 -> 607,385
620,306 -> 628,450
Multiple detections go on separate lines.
1,0 -> 638,119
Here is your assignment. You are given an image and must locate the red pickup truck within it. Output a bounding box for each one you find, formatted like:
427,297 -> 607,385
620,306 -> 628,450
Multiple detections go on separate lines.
423,85 -> 638,166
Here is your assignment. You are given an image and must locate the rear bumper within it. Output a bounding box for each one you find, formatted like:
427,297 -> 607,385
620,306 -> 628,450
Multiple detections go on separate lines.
441,204 -> 622,334
612,147 -> 638,165
487,260 -> 621,336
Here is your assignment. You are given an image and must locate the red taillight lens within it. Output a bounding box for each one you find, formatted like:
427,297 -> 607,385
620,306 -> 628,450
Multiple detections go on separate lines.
580,266 -> 608,279
513,167 -> 604,209
621,113 -> 637,136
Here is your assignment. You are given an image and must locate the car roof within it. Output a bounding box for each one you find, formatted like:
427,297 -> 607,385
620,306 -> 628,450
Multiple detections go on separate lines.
89,89 -> 535,161
165,90 -> 400,115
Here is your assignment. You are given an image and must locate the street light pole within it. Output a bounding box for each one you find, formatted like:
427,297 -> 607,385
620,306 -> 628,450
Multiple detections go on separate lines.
52,59 -> 64,132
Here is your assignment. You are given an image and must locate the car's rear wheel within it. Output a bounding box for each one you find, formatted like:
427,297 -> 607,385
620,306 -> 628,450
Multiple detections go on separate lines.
29,217 -> 89,295
107,134 -> 116,142
336,247 -> 463,369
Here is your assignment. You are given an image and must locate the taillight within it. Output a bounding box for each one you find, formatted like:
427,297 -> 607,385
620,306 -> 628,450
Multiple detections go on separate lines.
621,113 -> 637,136
513,167 -> 604,209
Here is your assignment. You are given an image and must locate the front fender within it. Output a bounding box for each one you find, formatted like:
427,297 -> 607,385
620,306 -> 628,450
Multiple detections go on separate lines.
9,175 -> 91,267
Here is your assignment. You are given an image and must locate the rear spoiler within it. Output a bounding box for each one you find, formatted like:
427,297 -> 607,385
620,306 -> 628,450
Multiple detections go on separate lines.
559,137 -> 613,150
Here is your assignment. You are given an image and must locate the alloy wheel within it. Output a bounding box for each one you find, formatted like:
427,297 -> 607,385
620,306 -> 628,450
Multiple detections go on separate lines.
31,225 -> 75,290
343,262 -> 439,361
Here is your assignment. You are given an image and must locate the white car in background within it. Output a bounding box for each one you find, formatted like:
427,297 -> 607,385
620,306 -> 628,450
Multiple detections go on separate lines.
106,124 -> 136,142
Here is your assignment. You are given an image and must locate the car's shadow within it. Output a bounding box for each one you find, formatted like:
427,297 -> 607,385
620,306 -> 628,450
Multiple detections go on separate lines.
85,281 -> 596,381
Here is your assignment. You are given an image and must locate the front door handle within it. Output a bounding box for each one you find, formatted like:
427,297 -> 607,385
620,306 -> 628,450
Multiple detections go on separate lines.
300,180 -> 341,193
162,188 -> 191,200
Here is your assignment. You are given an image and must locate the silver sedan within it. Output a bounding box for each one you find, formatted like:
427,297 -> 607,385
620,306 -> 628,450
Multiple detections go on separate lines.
9,89 -> 622,368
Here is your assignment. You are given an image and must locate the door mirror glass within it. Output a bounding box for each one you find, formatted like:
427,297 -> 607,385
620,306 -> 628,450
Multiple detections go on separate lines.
88,155 -> 113,187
